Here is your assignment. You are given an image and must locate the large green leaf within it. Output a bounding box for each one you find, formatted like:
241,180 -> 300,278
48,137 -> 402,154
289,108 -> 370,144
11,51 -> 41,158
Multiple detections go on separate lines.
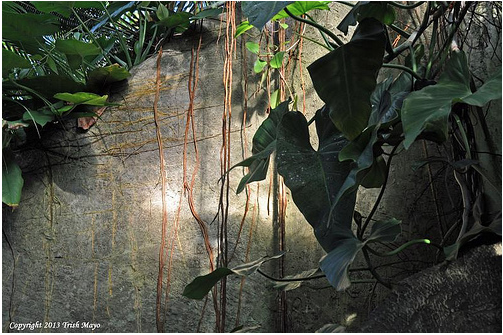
2,12 -> 60,42
276,108 -> 356,252
22,109 -> 54,127
231,101 -> 289,194
2,49 -> 31,76
54,92 -> 110,106
183,253 -> 285,300
366,218 -> 401,243
272,1 -> 331,20
308,18 -> 386,140
86,64 -> 131,91
2,152 -> 24,207
242,1 -> 293,30
55,39 -> 102,57
336,1 -> 368,35
320,237 -> 363,290
358,2 -> 396,25
15,75 -> 86,97
31,1 -> 74,18
402,51 -> 502,149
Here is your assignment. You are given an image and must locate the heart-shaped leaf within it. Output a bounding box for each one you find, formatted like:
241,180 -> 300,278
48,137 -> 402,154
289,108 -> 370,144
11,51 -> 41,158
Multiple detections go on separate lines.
272,1 -> 331,20
276,108 -> 356,252
308,18 -> 386,140
183,252 -> 285,299
231,101 -> 289,193
242,1 -> 294,30
402,51 -> 502,149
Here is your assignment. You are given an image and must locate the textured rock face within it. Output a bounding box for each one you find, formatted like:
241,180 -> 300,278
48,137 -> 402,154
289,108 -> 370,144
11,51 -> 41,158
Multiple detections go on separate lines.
356,244 -> 502,333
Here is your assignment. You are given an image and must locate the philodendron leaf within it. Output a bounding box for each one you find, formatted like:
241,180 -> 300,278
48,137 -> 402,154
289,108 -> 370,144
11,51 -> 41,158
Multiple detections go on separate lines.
245,42 -> 260,55
366,218 -> 401,243
320,237 -> 363,290
276,108 -> 356,252
272,1 -> 331,20
235,21 -> 254,37
270,52 -> 285,69
31,1 -> 74,18
337,2 -> 368,35
402,51 -> 502,149
241,1 -> 294,30
183,252 -> 286,299
182,268 -> 234,300
22,110 -> 54,127
2,49 -> 31,76
54,92 -> 113,106
231,101 -> 289,194
273,268 -> 321,291
2,152 -> 24,207
308,18 -> 386,140
357,2 -> 396,25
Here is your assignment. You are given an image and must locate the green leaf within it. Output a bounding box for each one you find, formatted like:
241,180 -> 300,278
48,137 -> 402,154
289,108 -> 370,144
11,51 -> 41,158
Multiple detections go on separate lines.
54,92 -> 110,106
366,218 -> 401,243
15,75 -> 86,98
231,101 -> 289,193
235,21 -> 254,37
183,253 -> 286,299
157,4 -> 169,21
2,49 -> 31,76
22,109 -> 54,127
320,237 -> 363,290
86,64 -> 131,91
358,2 -> 396,25
2,152 -> 24,207
276,108 -> 356,252
55,39 -> 102,57
242,1 -> 294,30
280,22 -> 289,29
308,18 -> 386,140
31,1 -> 74,18
2,12 -> 60,42
182,267 -> 233,300
270,89 -> 280,109
336,1 -> 367,35
158,12 -> 191,29
192,8 -> 224,19
253,59 -> 267,73
231,252 -> 286,276
270,51 -> 285,69
273,268 -> 321,291
401,51 -> 501,149
272,1 -> 331,20
245,42 -> 260,55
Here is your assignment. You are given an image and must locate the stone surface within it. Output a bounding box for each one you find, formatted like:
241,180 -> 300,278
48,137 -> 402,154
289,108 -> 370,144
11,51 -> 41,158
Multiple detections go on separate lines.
356,244 -> 502,333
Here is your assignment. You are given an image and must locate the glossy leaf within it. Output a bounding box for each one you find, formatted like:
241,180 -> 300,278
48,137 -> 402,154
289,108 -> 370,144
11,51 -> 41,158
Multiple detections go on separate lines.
2,152 -> 24,207
55,39 -> 102,57
272,1 -> 331,20
182,268 -> 233,300
232,101 -> 289,193
320,237 -> 363,290
157,4 -> 169,21
183,253 -> 285,299
358,2 -> 396,25
270,51 -> 285,69
253,59 -> 267,73
2,12 -> 60,42
242,1 -> 294,30
22,110 -> 54,127
2,49 -> 31,75
245,42 -> 260,55
276,108 -> 356,252
235,21 -> 254,37
402,51 -> 502,149
308,18 -> 386,140
54,92 -> 110,106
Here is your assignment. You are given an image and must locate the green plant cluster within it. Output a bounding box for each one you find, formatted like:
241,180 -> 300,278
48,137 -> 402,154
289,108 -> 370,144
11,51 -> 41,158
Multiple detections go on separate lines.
184,0 -> 502,300
2,1 -> 222,207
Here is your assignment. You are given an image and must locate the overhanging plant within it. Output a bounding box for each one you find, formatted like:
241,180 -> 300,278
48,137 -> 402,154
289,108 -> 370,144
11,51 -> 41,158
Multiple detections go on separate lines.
183,0 -> 501,298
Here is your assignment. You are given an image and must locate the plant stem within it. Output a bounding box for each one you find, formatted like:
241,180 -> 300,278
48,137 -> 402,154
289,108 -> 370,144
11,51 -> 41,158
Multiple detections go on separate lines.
292,31 -> 332,51
257,269 -> 325,282
389,24 -> 411,39
367,239 -> 437,257
382,63 -> 422,80
335,1 -> 355,7
362,247 -> 392,289
359,145 -> 399,239
284,8 -> 344,47
389,1 -> 426,9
